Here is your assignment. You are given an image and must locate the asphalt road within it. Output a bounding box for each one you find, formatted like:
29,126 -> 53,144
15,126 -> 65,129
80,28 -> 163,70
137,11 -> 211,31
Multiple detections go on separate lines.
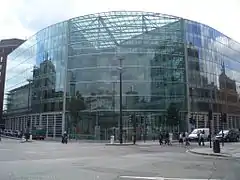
0,138 -> 239,180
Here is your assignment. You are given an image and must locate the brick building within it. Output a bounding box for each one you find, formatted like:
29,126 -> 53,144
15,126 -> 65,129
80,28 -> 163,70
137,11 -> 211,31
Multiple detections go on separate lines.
0,38 -> 25,128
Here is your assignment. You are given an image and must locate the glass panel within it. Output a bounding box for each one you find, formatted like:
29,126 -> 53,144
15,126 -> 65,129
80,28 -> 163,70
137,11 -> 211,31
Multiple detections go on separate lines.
5,23 -> 66,114
186,21 -> 240,114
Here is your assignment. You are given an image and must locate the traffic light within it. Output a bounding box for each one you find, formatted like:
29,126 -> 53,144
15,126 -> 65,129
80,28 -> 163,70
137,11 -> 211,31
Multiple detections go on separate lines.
208,109 -> 212,120
221,113 -> 227,123
140,116 -> 144,124
27,120 -> 31,128
129,114 -> 137,128
128,115 -> 132,122
189,117 -> 193,124
189,117 -> 196,125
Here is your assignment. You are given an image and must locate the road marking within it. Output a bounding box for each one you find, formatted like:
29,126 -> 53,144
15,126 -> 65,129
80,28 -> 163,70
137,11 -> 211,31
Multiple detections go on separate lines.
25,151 -> 48,155
119,176 -> 220,180
2,156 -> 101,164
120,176 -> 164,180
0,149 -> 12,151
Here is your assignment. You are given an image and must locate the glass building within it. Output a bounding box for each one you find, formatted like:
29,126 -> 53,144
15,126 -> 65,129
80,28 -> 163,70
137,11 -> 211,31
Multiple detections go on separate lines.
3,11 -> 240,139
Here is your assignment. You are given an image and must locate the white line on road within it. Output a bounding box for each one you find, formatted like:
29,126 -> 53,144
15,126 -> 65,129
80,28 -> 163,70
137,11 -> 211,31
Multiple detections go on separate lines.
119,176 -> 220,180
1,156 -> 102,164
0,149 -> 12,151
119,176 -> 164,180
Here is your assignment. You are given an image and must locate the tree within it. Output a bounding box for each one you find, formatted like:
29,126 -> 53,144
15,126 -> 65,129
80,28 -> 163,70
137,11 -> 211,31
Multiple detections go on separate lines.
68,91 -> 86,134
166,103 -> 180,128
156,116 -> 164,130
129,114 -> 137,144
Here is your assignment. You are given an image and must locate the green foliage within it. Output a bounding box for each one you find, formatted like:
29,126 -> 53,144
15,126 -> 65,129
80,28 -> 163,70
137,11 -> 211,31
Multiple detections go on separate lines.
166,103 -> 180,127
69,91 -> 86,128
156,116 -> 164,128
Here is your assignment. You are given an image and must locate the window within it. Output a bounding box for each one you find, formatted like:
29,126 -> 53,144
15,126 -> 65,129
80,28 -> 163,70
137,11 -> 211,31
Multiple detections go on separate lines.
0,57 -> 3,62
0,64 -> 2,69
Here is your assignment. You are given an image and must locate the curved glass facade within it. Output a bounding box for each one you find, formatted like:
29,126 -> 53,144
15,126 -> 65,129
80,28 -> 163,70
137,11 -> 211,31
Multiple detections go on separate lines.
3,11 -> 240,138
185,20 -> 240,132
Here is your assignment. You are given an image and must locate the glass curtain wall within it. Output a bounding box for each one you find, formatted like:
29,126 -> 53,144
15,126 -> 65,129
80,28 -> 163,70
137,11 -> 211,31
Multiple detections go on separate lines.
66,12 -> 187,140
185,20 -> 240,132
4,21 -> 68,136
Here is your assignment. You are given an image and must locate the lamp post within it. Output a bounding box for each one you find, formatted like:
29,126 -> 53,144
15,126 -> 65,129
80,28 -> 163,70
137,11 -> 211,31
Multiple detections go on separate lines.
26,79 -> 33,128
26,79 -> 33,141
208,85 -> 215,149
117,57 -> 124,144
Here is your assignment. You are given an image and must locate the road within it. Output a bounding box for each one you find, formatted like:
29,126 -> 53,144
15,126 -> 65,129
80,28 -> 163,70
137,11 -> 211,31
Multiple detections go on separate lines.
0,138 -> 239,180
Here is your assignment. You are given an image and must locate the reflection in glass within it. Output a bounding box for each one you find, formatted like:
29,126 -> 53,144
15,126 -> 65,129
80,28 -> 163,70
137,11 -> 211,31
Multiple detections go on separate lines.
4,12 -> 240,139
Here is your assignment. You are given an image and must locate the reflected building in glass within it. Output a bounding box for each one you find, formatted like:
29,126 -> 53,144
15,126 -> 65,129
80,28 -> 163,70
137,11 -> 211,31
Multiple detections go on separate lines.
3,11 -> 240,139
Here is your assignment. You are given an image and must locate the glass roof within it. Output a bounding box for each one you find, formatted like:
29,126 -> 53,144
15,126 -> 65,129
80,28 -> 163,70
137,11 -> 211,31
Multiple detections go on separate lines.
69,11 -> 181,49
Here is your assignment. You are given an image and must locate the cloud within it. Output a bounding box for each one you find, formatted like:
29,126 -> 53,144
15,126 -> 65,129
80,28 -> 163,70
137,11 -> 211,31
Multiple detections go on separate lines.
0,1 -> 32,39
0,0 -> 239,43
15,0 -> 77,33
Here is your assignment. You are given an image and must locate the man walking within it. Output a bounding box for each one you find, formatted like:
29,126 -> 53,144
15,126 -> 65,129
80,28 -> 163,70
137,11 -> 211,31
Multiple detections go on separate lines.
159,132 -> 163,145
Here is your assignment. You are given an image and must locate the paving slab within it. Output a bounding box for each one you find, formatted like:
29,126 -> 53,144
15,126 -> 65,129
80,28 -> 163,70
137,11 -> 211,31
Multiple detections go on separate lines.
188,142 -> 240,158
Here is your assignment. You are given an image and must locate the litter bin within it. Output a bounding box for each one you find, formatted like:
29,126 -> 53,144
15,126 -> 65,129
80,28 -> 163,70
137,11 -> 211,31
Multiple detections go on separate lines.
213,139 -> 220,153
110,135 -> 114,144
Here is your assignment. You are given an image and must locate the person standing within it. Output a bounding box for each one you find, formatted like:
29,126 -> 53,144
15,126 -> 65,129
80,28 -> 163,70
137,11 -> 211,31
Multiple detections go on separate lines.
179,132 -> 183,145
158,132 -> 163,145
185,131 -> 190,146
182,132 -> 186,144
201,130 -> 205,146
169,132 -> 173,145
198,131 -> 201,146
165,132 -> 170,145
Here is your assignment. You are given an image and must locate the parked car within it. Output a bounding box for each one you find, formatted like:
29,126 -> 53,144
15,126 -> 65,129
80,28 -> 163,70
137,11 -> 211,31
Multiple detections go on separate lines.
12,130 -> 21,138
3,129 -> 6,135
215,129 -> 239,142
5,129 -> 12,136
188,128 -> 210,141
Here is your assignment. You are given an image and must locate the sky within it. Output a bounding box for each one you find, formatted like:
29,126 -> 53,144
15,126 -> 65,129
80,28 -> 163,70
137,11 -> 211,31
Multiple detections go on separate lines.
0,0 -> 240,43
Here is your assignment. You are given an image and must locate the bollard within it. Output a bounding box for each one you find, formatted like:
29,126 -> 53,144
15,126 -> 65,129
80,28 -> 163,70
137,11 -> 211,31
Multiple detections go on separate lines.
21,136 -> 26,143
110,135 -> 114,144
29,135 -> 32,141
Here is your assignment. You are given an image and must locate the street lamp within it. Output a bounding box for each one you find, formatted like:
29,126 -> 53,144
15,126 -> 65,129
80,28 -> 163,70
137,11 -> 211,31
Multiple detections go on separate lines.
26,79 -> 33,141
26,79 -> 33,128
117,57 -> 124,144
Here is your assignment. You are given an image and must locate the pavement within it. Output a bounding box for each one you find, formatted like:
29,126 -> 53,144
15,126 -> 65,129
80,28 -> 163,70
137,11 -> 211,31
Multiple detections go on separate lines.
106,140 -> 179,146
0,138 -> 240,180
188,143 -> 240,158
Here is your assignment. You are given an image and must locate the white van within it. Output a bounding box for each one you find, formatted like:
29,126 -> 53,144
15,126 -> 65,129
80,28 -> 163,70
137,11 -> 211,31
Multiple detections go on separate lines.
188,128 -> 209,141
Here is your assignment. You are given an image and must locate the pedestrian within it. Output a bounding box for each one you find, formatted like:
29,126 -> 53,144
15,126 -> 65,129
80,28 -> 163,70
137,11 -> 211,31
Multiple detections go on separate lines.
132,132 -> 136,145
183,132 -> 186,143
185,132 -> 190,146
159,132 -> 163,145
201,130 -> 205,146
169,132 -> 173,145
165,132 -> 170,145
198,131 -> 201,146
179,133 -> 183,145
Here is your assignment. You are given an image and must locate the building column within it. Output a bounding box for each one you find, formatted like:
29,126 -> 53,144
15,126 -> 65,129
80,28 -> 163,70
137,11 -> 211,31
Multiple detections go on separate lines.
30,115 -> 32,130
53,115 -> 56,139
46,115 -> 48,138
183,41 -> 191,132
11,118 -> 13,130
40,113 -> 42,127
21,117 -> 23,131
61,113 -> 65,135
14,118 -> 16,130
